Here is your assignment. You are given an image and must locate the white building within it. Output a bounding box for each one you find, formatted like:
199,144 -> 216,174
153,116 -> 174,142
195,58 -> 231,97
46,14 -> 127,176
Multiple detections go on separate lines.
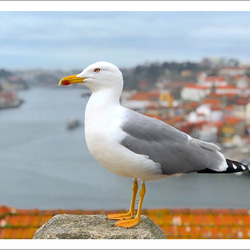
181,84 -> 211,102
199,76 -> 227,87
219,67 -> 247,77
215,85 -> 240,95
188,104 -> 223,123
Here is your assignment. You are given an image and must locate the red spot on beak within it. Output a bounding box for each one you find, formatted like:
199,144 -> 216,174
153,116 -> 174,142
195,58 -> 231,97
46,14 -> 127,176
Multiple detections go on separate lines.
63,80 -> 71,86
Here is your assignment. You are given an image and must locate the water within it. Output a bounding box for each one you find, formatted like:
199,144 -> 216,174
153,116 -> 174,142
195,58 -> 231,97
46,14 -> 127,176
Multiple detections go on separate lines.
0,87 -> 250,210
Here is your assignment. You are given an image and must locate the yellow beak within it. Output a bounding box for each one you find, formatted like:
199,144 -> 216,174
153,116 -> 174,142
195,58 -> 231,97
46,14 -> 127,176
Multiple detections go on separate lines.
58,74 -> 86,86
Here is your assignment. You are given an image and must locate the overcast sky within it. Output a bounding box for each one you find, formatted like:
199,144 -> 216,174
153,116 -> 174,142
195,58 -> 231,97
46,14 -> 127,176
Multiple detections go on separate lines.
1,11 -> 250,70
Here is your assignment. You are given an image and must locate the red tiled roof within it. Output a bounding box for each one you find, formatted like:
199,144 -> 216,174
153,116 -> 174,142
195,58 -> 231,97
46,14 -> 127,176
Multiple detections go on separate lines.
232,75 -> 245,80
208,121 -> 224,129
189,101 -> 200,108
216,85 -> 237,90
185,84 -> 210,90
224,116 -> 244,125
203,99 -> 222,105
1,205 -> 250,239
146,104 -> 165,110
129,92 -> 150,101
236,98 -> 249,105
204,76 -> 226,82
181,102 -> 200,110
129,91 -> 159,101
208,92 -> 237,99
165,116 -> 185,125
172,116 -> 185,124
225,105 -> 235,111
211,106 -> 223,111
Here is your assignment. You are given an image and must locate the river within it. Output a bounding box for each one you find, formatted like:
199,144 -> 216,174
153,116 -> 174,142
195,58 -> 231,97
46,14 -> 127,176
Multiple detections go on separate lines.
0,87 -> 249,210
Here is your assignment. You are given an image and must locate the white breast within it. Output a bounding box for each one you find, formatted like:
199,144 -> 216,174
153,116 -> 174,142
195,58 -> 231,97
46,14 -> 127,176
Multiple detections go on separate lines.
84,94 -> 163,181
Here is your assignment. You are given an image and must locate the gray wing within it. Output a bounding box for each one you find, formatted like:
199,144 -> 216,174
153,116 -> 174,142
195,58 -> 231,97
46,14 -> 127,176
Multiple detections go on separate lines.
121,110 -> 224,175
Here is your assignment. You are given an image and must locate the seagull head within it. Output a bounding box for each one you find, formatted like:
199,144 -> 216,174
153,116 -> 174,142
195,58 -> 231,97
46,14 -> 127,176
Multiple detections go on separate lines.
58,61 -> 123,93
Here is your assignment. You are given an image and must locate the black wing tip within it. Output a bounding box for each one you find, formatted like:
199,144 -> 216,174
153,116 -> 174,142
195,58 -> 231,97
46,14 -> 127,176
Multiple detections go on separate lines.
225,159 -> 249,173
198,159 -> 249,174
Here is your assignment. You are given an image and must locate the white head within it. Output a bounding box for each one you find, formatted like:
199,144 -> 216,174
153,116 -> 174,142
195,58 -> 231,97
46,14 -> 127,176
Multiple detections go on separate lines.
59,61 -> 124,94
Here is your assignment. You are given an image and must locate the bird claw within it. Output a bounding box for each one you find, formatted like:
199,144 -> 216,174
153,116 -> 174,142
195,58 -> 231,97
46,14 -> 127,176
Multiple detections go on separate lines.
107,212 -> 134,221
112,217 -> 140,228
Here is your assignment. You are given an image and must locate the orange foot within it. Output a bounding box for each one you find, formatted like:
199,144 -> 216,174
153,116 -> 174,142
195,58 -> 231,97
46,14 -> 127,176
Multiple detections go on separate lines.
113,217 -> 140,228
107,211 -> 134,220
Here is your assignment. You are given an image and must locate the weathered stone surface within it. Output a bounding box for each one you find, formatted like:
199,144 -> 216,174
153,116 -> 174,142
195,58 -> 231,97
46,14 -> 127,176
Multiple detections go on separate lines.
33,214 -> 166,239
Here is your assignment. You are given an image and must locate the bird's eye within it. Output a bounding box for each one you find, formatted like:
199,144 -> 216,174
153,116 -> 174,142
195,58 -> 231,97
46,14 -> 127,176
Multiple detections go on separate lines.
94,68 -> 100,73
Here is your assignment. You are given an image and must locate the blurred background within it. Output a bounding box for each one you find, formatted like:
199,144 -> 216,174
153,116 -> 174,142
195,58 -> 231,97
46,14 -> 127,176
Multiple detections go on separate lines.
1,11 -> 250,211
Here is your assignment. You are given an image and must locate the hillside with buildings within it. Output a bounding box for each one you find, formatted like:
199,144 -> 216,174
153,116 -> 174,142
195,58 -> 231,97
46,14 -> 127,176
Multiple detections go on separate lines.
0,69 -> 26,109
1,57 -> 250,162
121,59 -> 250,163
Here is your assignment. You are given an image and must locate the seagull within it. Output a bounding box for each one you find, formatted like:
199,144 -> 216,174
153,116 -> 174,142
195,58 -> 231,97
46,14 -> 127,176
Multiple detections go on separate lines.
59,61 -> 248,228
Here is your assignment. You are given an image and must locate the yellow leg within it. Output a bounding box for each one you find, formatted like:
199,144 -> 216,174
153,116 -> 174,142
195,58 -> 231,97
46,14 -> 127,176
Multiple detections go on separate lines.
114,182 -> 146,228
107,179 -> 138,220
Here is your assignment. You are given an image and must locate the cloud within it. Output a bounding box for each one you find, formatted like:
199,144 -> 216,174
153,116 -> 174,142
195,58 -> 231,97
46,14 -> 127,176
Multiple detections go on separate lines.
192,26 -> 250,40
0,12 -> 190,42
1,11 -> 250,69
